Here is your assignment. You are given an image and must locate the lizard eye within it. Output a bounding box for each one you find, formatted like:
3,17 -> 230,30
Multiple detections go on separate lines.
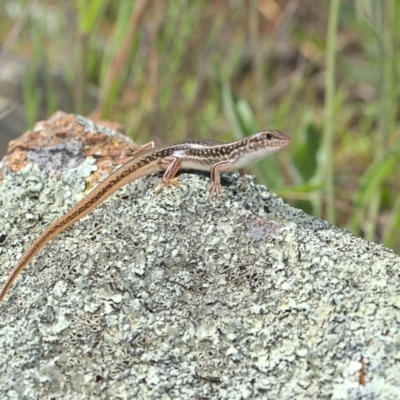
266,133 -> 272,140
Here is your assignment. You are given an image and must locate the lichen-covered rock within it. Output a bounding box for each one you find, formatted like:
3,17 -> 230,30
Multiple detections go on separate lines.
0,113 -> 399,399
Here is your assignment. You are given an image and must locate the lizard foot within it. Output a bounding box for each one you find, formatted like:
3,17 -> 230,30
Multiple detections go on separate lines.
208,183 -> 224,197
154,178 -> 181,194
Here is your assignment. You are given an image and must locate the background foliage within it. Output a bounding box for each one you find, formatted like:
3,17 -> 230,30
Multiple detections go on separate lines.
0,0 -> 399,250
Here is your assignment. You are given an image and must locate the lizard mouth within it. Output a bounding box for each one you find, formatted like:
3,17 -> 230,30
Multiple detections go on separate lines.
272,138 -> 290,148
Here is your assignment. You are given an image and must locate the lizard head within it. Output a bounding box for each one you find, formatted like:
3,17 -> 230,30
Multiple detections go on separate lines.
247,130 -> 290,152
230,130 -> 290,169
245,130 -> 290,164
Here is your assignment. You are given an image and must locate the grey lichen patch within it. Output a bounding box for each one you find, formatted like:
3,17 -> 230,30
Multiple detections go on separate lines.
0,165 -> 399,399
76,114 -> 129,141
26,138 -> 86,177
244,215 -> 282,241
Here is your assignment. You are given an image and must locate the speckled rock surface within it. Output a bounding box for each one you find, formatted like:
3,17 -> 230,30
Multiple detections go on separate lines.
0,115 -> 400,399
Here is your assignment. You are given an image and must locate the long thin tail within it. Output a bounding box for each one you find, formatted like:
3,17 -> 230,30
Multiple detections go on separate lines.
0,152 -> 159,303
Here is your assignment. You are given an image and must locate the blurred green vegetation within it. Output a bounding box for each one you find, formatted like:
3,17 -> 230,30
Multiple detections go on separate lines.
0,0 -> 399,251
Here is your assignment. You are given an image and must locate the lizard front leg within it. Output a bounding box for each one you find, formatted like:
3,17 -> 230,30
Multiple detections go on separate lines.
154,156 -> 182,194
209,160 -> 237,196
238,168 -> 246,190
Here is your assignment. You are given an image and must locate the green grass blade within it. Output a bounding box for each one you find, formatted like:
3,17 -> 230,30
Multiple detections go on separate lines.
349,142 -> 400,234
319,0 -> 340,223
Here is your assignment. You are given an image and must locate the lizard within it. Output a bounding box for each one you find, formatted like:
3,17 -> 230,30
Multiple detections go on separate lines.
0,129 -> 290,304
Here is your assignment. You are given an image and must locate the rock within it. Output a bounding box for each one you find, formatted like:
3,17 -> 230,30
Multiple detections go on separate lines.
0,112 -> 399,399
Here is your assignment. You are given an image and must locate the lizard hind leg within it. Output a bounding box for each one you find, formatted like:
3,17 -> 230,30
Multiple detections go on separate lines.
154,156 -> 182,194
153,178 -> 181,194
128,141 -> 158,157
